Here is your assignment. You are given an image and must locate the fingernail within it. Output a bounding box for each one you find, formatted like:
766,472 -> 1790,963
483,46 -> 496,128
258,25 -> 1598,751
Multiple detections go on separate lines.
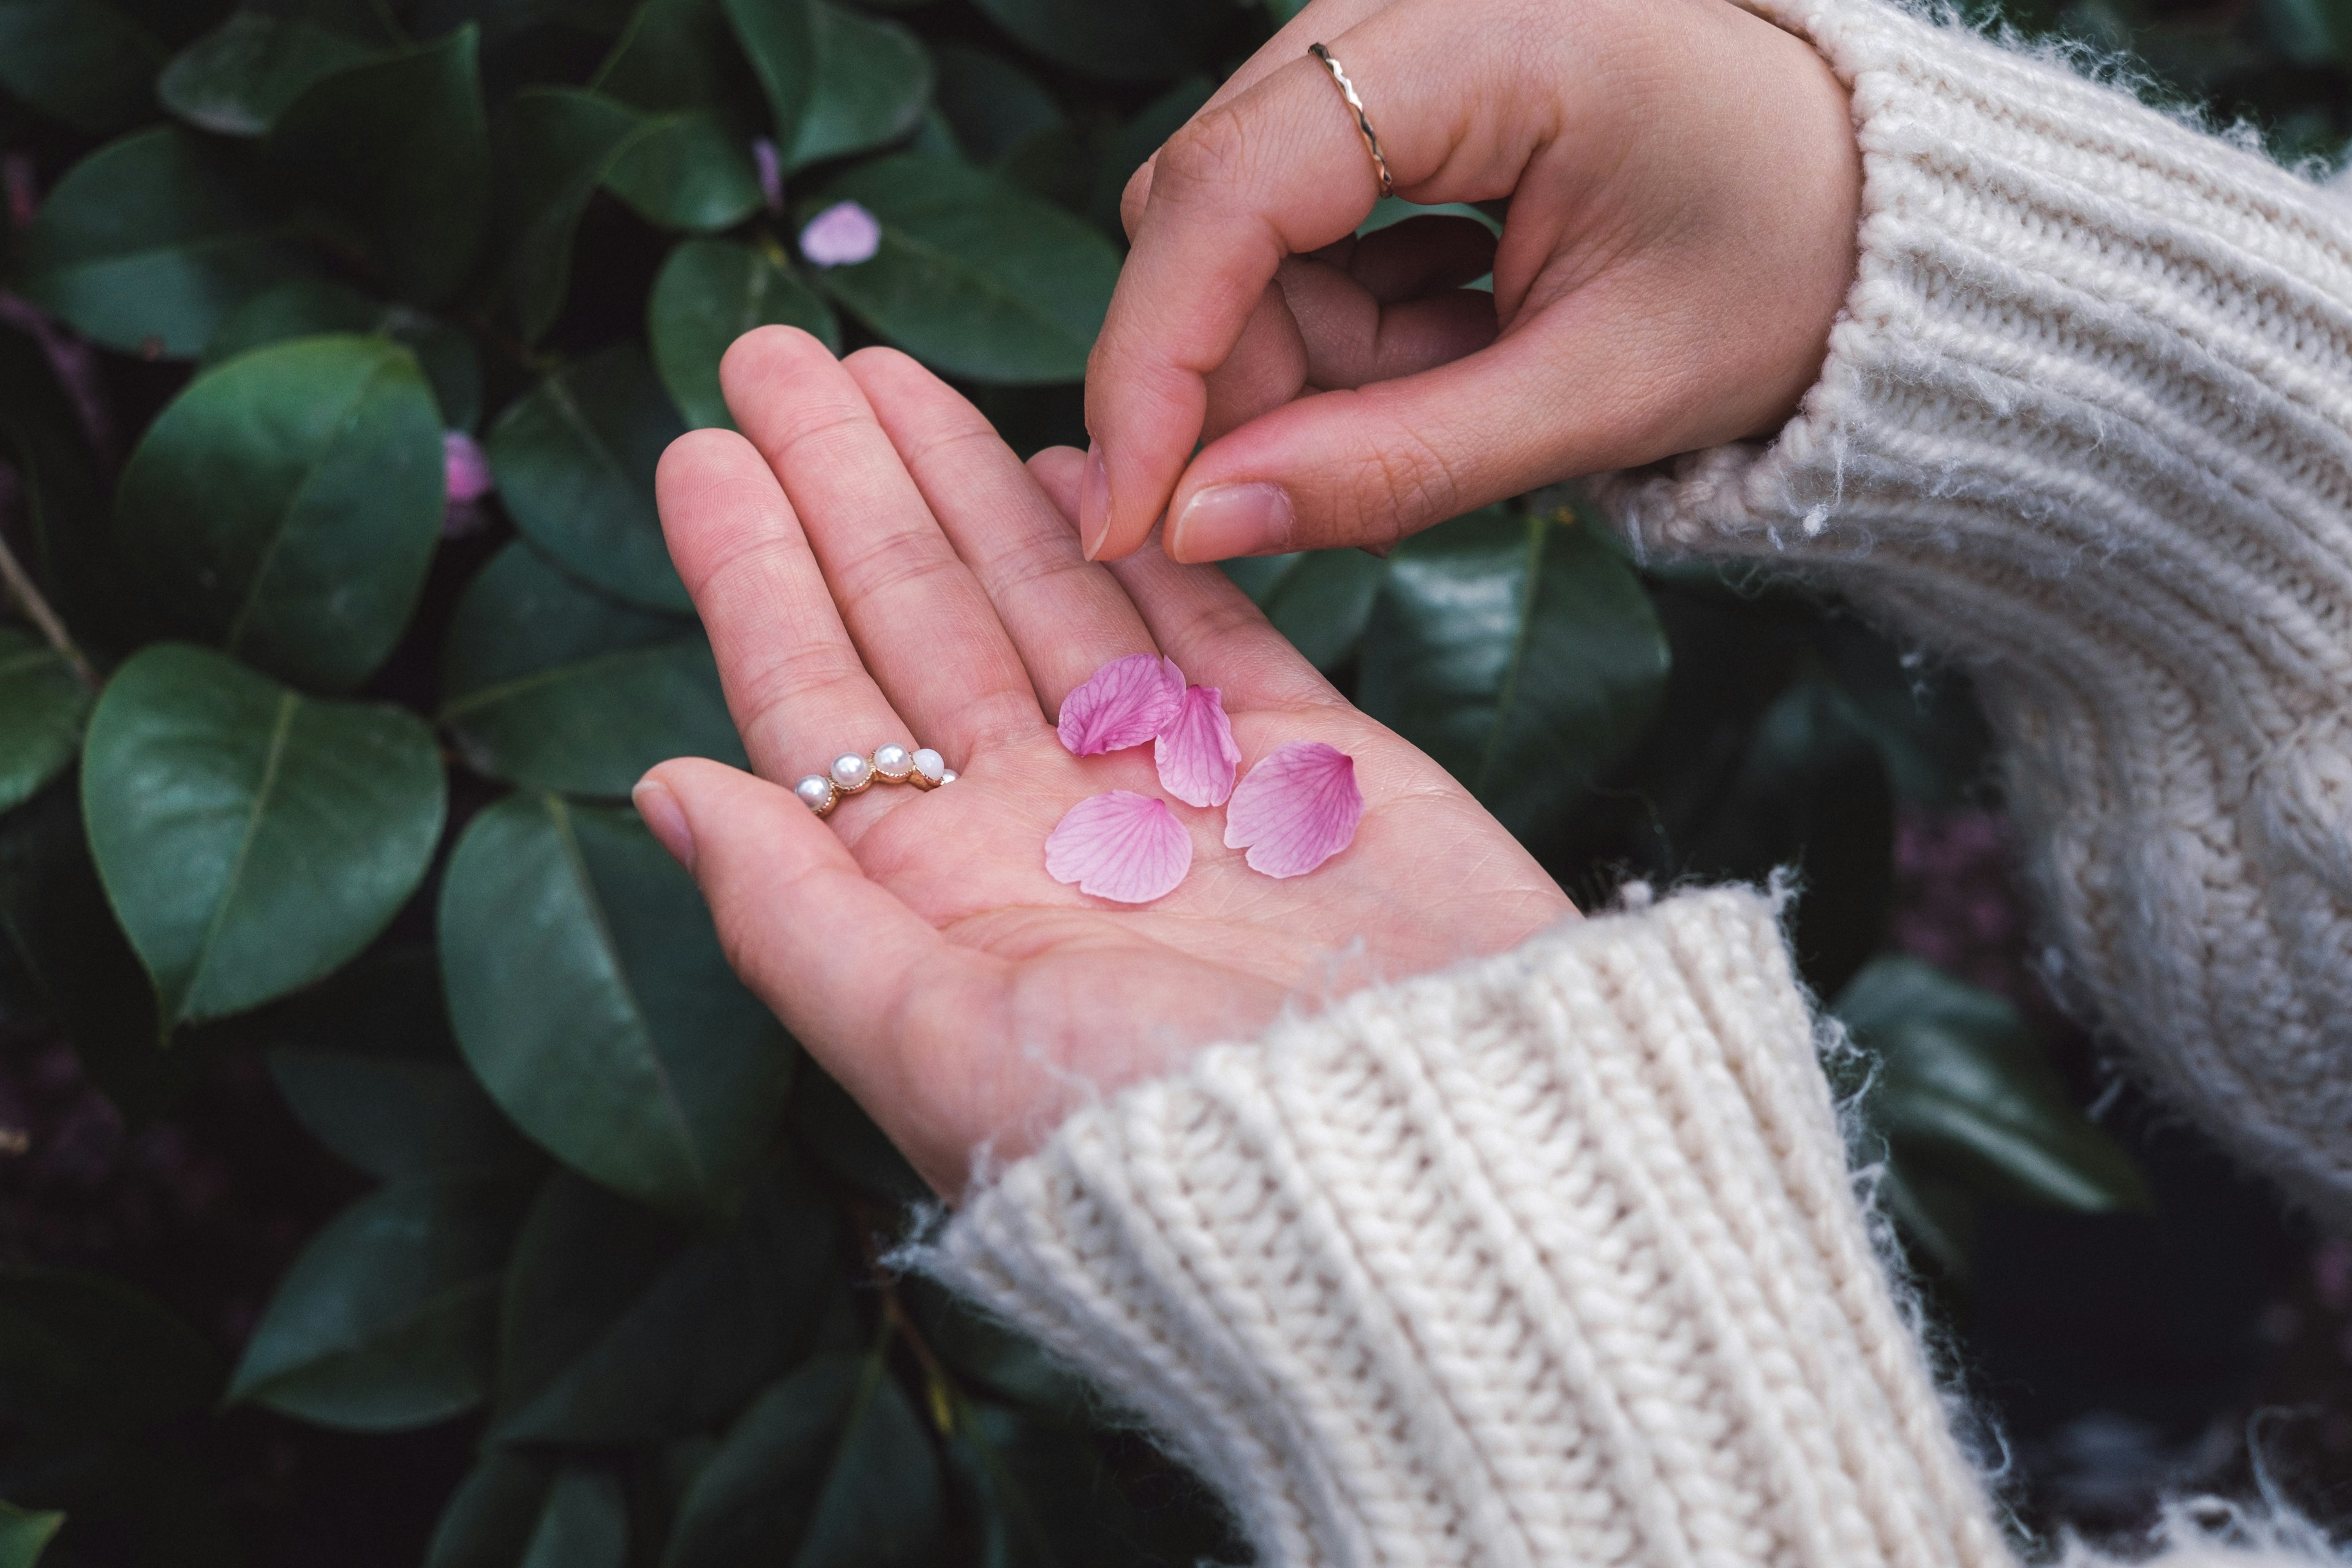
633,779 -> 695,872
1080,442 -> 1110,560
1172,483 -> 1293,562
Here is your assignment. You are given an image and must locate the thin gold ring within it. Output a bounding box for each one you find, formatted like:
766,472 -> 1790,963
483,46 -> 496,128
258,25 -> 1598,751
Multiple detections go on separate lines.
1308,43 -> 1394,199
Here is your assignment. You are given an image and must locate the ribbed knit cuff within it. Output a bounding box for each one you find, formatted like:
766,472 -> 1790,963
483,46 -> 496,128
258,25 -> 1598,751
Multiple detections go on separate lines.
930,889 -> 2013,1568
1597,1 -> 2352,1223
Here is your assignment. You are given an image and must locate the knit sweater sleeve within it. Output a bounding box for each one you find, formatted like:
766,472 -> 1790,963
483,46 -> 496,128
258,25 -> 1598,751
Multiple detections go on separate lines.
1594,0 -> 2352,1224
933,889 -> 2023,1567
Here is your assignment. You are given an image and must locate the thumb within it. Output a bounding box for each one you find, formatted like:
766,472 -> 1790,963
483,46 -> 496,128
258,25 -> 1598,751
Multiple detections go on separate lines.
631,758 -> 951,1098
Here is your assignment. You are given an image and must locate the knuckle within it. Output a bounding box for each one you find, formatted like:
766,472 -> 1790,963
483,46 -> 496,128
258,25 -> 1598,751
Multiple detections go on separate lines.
1154,106 -> 1253,200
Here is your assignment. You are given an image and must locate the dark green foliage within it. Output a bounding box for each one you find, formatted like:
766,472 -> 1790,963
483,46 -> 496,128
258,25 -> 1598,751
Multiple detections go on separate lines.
8,0 -> 2316,1558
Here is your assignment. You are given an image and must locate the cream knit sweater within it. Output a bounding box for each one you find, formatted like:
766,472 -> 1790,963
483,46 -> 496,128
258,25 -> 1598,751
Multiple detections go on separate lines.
933,2 -> 2352,1564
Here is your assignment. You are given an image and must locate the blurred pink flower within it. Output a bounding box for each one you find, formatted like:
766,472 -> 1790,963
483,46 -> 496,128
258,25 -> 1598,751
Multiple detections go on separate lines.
752,136 -> 783,213
1045,791 -> 1192,903
801,200 -> 881,267
1224,741 -> 1363,878
1155,685 -> 1240,807
442,429 -> 494,538
1058,654 -> 1183,757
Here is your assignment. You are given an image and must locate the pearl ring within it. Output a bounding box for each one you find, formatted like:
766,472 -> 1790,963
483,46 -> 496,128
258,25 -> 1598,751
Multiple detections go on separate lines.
794,744 -> 955,818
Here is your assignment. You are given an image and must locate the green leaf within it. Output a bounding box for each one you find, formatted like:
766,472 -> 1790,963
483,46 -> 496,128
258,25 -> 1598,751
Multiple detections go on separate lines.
0,0 -> 165,135
202,277 -> 485,430
601,109 -> 764,232
809,156 -> 1120,384
791,1061 -> 927,1205
726,0 -> 932,173
1221,549 -> 1386,672
0,630 -> 89,816
15,125 -> 308,358
270,1046 -> 529,1183
946,1402 -> 1137,1568
648,237 -> 838,429
520,1471 -> 629,1568
440,542 -> 746,796
1358,508 -> 1670,844
438,793 -> 793,1213
1835,956 -> 2153,1213
929,43 -> 1060,165
1681,671 -> 1893,996
493,1167 -> 833,1443
158,12 -> 382,136
662,1355 -> 863,1568
0,1267 -> 218,1441
499,88 -> 644,342
594,0 -> 742,111
80,643 -> 447,1030
115,334 -> 445,690
486,343 -> 690,612
795,1351 -> 944,1568
665,1351 -> 942,1568
268,26 -> 492,304
903,1275 -> 1087,1417
227,1172 -> 532,1431
968,0 -> 1229,82
0,1501 -> 64,1568
427,1451 -> 558,1568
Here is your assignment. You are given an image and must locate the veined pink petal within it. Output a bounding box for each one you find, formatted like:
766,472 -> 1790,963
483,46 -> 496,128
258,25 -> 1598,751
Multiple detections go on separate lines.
1224,742 -> 1364,878
1045,791 -> 1192,903
1057,654 -> 1183,756
1154,685 -> 1240,807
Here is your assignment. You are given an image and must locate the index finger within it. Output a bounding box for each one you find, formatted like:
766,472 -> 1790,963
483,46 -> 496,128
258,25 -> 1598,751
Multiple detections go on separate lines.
1082,13 -> 1523,562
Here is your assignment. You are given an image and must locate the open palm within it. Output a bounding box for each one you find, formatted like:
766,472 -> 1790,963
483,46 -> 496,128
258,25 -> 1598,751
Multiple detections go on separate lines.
639,328 -> 1574,1194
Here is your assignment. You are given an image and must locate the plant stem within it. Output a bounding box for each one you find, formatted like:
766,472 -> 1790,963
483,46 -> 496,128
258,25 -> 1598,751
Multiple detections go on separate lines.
0,524 -> 94,687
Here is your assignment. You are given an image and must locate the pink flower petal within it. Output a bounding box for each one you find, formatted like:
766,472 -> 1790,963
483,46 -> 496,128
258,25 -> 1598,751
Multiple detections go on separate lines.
1224,742 -> 1364,878
1056,654 -> 1183,756
443,429 -> 494,503
1045,791 -> 1192,903
800,200 -> 880,266
1153,685 -> 1240,807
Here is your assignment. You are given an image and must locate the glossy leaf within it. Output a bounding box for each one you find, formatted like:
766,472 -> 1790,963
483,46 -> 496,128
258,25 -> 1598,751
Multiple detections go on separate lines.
601,108 -> 763,232
930,43 -> 1060,164
796,1351 -> 945,1568
14,125 -> 307,358
520,1471 -> 629,1568
426,1451 -> 557,1568
499,87 -> 641,341
809,156 -> 1121,384
441,543 -> 745,796
726,0 -> 931,172
494,1168 -> 831,1442
594,0 -> 741,111
227,1173 -> 531,1431
0,1502 -> 64,1568
0,0 -> 165,135
267,27 -> 492,304
662,1355 -> 863,1568
80,643 -> 447,1030
649,236 -> 839,429
158,12 -> 381,136
1089,74 -> 1210,228
113,334 -> 445,690
969,0 -> 1229,81
1359,508 -> 1670,843
1836,956 -> 2153,1213
202,277 -> 485,430
486,343 -> 691,611
0,1267 -> 218,1441
437,793 -> 793,1212
0,630 -> 89,816
270,1046 -> 529,1183
947,1402 -> 1137,1568
1221,549 -> 1387,672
